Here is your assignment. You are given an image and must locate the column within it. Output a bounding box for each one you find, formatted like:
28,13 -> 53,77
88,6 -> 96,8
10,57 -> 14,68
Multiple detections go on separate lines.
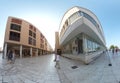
20,45 -> 22,58
30,47 -> 32,57
3,43 -> 7,59
36,49 -> 38,56
83,34 -> 87,54
82,34 -> 88,64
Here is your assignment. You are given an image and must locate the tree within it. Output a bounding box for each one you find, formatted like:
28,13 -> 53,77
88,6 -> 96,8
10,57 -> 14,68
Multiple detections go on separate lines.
114,46 -> 119,49
110,45 -> 114,49
110,45 -> 119,50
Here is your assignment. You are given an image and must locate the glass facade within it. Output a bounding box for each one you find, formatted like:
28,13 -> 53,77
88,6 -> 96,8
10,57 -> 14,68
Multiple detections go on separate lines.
86,39 -> 100,53
79,11 -> 98,28
61,33 -> 101,55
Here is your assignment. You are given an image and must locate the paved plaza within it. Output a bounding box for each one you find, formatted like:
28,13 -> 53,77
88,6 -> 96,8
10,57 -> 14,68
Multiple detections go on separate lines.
0,54 -> 60,83
0,52 -> 120,83
59,52 -> 120,83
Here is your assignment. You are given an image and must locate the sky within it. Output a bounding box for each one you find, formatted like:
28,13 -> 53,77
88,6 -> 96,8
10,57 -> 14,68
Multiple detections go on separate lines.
0,0 -> 120,50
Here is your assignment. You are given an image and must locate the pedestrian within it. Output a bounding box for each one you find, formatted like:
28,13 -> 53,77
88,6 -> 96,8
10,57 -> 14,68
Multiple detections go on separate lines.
115,48 -> 118,55
12,50 -> 16,63
7,50 -> 10,61
112,48 -> 114,55
8,50 -> 13,63
54,53 -> 57,62
55,54 -> 60,69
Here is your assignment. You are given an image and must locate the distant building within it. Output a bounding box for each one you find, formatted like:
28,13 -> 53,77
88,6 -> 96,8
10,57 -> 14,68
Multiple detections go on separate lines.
55,6 -> 106,64
3,16 -> 53,58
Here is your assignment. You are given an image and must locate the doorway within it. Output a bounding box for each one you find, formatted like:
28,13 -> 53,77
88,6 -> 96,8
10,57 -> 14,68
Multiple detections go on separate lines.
78,39 -> 83,54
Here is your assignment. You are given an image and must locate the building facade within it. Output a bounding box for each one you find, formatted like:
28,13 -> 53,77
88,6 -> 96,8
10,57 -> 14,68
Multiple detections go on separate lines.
56,6 -> 106,64
3,16 -> 53,58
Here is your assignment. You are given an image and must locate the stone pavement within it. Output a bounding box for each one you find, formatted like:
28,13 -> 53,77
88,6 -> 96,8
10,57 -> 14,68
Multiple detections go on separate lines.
0,54 -> 60,83
0,52 -> 120,83
59,51 -> 120,83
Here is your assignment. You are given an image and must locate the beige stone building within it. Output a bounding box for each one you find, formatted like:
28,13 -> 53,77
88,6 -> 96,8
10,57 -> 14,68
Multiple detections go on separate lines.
3,16 -> 53,58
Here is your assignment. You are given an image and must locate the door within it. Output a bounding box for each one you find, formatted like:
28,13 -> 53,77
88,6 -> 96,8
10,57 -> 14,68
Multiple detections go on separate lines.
78,39 -> 83,54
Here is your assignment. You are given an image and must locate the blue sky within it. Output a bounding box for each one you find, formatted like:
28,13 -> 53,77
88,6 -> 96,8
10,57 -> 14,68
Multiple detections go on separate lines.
0,0 -> 120,49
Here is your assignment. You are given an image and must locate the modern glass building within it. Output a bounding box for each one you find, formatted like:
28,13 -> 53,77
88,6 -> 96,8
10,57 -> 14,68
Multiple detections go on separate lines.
56,6 -> 106,64
3,16 -> 53,58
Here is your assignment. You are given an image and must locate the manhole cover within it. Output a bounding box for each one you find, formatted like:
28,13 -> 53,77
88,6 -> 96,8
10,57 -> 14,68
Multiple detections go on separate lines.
71,66 -> 78,69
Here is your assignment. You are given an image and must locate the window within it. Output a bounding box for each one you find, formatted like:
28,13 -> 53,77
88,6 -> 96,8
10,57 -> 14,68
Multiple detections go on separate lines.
45,43 -> 47,46
33,33 -> 36,38
81,12 -> 98,27
29,30 -> 32,36
34,27 -> 36,32
11,18 -> 22,24
41,33 -> 44,38
63,25 -> 65,30
41,39 -> 44,43
33,39 -> 36,46
28,37 -> 32,45
40,44 -> 42,48
78,11 -> 84,16
29,25 -> 33,30
65,20 -> 68,27
10,24 -> 21,31
40,44 -> 44,48
69,12 -> 79,24
87,40 -> 91,52
9,31 -> 20,41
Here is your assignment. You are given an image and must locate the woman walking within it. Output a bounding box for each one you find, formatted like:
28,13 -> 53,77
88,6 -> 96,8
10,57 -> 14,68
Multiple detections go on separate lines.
55,54 -> 60,69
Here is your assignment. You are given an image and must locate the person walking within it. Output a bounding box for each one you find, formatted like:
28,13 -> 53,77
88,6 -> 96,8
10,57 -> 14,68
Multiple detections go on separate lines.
8,50 -> 13,63
115,48 -> 118,54
55,54 -> 60,69
7,50 -> 10,61
12,50 -> 16,63
112,48 -> 114,55
54,53 -> 57,62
